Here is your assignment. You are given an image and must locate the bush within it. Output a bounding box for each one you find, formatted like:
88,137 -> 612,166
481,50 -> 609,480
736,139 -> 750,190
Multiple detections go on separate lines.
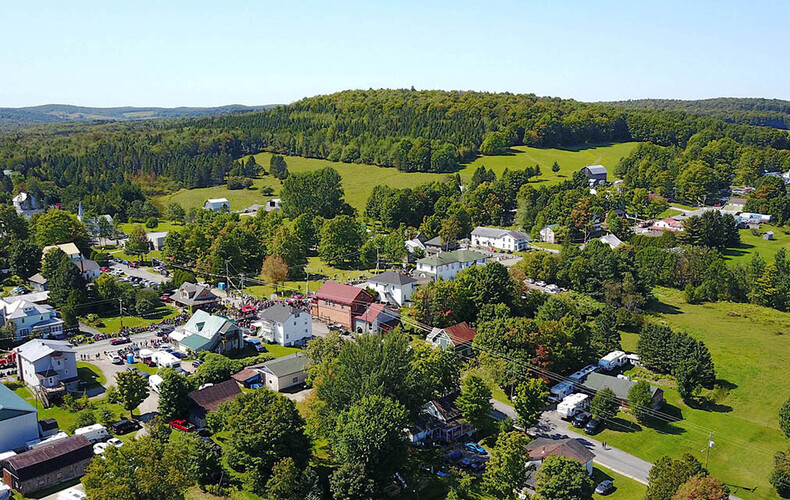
227,176 -> 253,190
145,217 -> 159,229
260,186 -> 275,196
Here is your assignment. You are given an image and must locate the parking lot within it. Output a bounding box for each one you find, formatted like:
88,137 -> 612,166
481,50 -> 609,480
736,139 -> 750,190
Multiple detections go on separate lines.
107,260 -> 169,285
435,441 -> 490,476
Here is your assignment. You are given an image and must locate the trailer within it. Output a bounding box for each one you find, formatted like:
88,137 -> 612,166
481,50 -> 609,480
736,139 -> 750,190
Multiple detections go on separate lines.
149,374 -> 164,393
152,351 -> 180,368
139,348 -> 154,366
568,364 -> 598,382
598,351 -> 627,371
557,393 -> 589,420
74,424 -> 110,443
548,381 -> 575,403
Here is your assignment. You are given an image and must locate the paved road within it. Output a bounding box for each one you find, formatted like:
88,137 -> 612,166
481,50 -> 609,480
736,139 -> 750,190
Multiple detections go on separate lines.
108,262 -> 168,284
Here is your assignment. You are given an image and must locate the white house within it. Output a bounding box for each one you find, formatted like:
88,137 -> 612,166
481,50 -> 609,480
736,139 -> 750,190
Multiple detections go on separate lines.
253,353 -> 308,392
599,233 -> 623,249
41,242 -> 100,281
169,309 -> 243,353
253,303 -> 312,347
16,339 -> 79,394
265,199 -> 281,212
405,233 -> 427,254
426,322 -> 477,355
203,198 -> 230,212
539,224 -> 559,244
146,231 -> 168,251
0,383 -> 39,453
471,226 -> 531,252
416,249 -> 486,281
367,271 -> 418,306
650,218 -> 684,232
12,192 -> 43,218
0,300 -> 64,341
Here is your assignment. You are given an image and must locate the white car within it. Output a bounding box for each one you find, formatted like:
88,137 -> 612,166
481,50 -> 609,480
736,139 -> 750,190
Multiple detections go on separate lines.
56,488 -> 86,500
93,442 -> 109,455
109,354 -> 123,365
107,437 -> 123,447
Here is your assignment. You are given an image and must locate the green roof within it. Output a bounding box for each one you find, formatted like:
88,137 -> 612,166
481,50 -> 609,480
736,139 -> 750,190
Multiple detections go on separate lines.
0,382 -> 37,422
416,249 -> 486,267
179,335 -> 214,351
543,224 -> 559,229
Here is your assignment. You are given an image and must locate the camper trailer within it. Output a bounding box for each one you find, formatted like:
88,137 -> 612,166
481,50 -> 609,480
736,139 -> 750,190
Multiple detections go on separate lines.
598,351 -> 627,371
557,393 -> 589,420
74,424 -> 109,443
548,381 -> 575,403
149,374 -> 164,393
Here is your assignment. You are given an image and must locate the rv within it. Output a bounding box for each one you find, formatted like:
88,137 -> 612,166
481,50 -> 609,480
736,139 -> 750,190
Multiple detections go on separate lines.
548,381 -> 575,403
74,424 -> 110,443
599,351 -> 627,371
557,393 -> 589,420
568,364 -> 598,382
152,351 -> 181,368
27,432 -> 68,450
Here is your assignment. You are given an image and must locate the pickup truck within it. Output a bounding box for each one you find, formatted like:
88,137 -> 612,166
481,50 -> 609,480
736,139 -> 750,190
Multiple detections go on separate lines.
169,419 -> 196,432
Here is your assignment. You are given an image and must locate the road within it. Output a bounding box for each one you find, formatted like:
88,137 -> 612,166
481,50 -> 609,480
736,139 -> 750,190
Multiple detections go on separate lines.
108,262 -> 168,284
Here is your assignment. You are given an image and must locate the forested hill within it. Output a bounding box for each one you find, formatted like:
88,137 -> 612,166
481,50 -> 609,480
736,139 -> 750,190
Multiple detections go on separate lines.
606,97 -> 790,130
0,103 -> 278,131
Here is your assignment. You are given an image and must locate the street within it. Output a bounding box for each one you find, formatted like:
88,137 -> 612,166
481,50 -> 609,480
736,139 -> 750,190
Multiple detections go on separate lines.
108,261 -> 168,284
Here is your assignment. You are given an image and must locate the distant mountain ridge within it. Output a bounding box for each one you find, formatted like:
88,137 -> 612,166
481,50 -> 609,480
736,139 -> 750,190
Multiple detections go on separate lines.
0,103 -> 279,130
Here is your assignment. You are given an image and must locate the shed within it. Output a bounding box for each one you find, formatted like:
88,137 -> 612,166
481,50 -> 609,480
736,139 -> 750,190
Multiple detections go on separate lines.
764,231 -> 774,240
1,435 -> 93,495
188,379 -> 241,427
231,368 -> 261,387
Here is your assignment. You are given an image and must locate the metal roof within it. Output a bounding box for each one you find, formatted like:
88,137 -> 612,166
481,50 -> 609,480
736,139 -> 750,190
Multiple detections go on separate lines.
0,383 -> 36,421
416,249 -> 486,268
257,353 -> 308,378
368,271 -> 417,286
16,339 -> 74,362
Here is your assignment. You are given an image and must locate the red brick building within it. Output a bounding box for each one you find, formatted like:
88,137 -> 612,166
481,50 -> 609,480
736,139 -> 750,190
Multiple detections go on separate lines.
311,282 -> 374,330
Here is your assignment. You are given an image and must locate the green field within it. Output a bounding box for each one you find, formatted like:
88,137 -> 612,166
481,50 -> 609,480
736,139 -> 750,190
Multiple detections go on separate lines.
597,287 -> 790,499
91,305 -> 179,333
592,465 -> 647,500
723,225 -> 790,264
243,256 -> 376,298
117,221 -> 183,235
153,143 -> 639,213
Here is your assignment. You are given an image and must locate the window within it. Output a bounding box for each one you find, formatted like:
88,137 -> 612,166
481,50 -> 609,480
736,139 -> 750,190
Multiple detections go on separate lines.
285,334 -> 289,340
293,377 -> 298,383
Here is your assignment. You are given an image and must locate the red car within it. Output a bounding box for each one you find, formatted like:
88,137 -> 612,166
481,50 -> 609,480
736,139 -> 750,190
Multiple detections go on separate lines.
101,266 -> 111,272
169,420 -> 195,432
110,337 -> 131,346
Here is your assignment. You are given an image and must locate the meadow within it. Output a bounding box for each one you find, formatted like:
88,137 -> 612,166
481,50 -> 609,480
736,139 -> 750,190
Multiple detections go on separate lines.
723,225 -> 790,264
152,143 -> 639,213
600,287 -> 790,499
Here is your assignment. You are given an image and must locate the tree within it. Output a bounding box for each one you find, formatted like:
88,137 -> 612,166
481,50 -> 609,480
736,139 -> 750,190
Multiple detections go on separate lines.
330,462 -> 376,500
333,395 -> 409,481
672,475 -> 729,500
771,448 -> 790,498
590,306 -> 621,357
293,213 -> 319,253
70,409 -> 97,432
534,454 -> 594,500
281,167 -> 351,219
551,161 -> 560,173
270,226 -> 307,278
512,378 -> 548,429
482,431 -> 531,499
33,209 -> 91,253
145,217 -> 159,229
167,431 -> 222,487
43,248 -> 85,306
97,216 -> 116,245
9,240 -> 40,280
270,154 -> 289,180
97,407 -> 115,427
261,255 -> 289,291
646,454 -> 705,500
115,370 -> 150,419
318,215 -> 366,268
165,202 -> 185,223
456,374 -> 493,434
157,368 -> 192,421
125,225 -> 151,259
674,359 -> 704,399
135,289 -> 161,315
628,380 -> 654,424
590,387 -> 619,423
781,395 -> 790,438
480,131 -> 510,155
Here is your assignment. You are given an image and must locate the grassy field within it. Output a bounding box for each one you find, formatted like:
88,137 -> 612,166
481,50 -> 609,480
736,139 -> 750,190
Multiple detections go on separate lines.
243,256 -> 376,298
596,287 -> 790,499
262,343 -> 301,358
592,465 -> 647,500
117,220 -> 183,234
91,305 -> 179,333
723,225 -> 790,264
153,143 -> 639,214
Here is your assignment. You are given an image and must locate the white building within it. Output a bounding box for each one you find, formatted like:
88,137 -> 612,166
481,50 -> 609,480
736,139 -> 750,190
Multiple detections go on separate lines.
0,300 -> 64,341
146,231 -> 168,251
539,224 -> 559,244
367,271 -> 418,306
0,383 -> 39,453
41,242 -> 100,281
203,198 -> 230,212
471,226 -> 531,252
170,309 -> 243,353
598,233 -> 623,250
16,339 -> 79,393
253,303 -> 312,347
415,249 -> 487,281
12,192 -> 43,218
265,199 -> 281,212
253,353 -> 308,392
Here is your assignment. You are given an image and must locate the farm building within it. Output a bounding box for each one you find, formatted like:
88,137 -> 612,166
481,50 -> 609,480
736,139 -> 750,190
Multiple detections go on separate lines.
581,165 -> 608,185
203,198 -> 230,212
1,435 -> 93,496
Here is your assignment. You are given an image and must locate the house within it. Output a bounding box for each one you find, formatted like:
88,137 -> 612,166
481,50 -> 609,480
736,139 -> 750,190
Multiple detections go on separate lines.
353,303 -> 398,333
599,233 -> 623,249
12,192 -> 43,218
426,322 -> 477,356
146,231 -> 168,251
311,282 -> 375,330
471,226 -> 531,252
265,198 -> 281,212
187,380 -> 241,427
650,218 -> 685,232
0,300 -> 64,341
581,372 -> 664,409
524,438 -> 595,491
3,292 -> 49,305
764,231 -> 775,240
26,273 -> 48,292
40,243 -> 100,281
0,383 -> 39,453
405,233 -> 427,254
737,212 -> 772,225
253,303 -> 312,346
1,435 -> 93,496
170,309 -> 243,354
16,339 -> 79,395
253,353 -> 309,392
539,224 -> 559,244
171,282 -> 220,312
203,198 -> 230,212
419,392 -> 474,442
423,236 -> 459,255
415,249 -> 487,281
581,165 -> 608,185
367,271 -> 418,307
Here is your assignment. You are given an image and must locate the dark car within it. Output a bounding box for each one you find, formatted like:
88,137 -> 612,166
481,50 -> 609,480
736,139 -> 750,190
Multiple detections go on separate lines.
192,359 -> 204,368
595,480 -> 614,495
584,418 -> 602,435
572,411 -> 591,428
111,419 -> 140,435
110,337 -> 131,346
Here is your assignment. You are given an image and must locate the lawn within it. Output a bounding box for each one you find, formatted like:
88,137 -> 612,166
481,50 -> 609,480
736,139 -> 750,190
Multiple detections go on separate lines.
262,343 -> 301,359
595,287 -> 790,500
153,143 -> 639,214
77,361 -> 106,388
722,225 -> 790,264
243,256 -> 376,298
117,220 -> 183,235
92,305 -> 179,333
592,465 -> 647,500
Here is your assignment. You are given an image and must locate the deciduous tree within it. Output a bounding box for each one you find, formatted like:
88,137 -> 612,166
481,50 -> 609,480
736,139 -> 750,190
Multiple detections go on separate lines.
590,387 -> 619,423
512,378 -> 548,429
115,370 -> 150,419
534,454 -> 594,500
456,374 -> 493,434
482,431 -> 531,499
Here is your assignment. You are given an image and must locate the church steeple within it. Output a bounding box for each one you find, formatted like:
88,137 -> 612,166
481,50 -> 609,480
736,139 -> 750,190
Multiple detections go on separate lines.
77,201 -> 84,222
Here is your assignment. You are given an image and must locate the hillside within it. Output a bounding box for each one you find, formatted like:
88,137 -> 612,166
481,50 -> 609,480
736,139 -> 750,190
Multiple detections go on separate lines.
0,103 -> 278,131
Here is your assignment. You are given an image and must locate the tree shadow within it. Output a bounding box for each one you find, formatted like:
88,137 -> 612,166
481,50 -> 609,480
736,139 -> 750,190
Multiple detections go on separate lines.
649,403 -> 687,435
721,242 -> 756,259
685,397 -> 732,413
552,142 -> 619,152
648,298 -> 682,315
605,417 -> 642,433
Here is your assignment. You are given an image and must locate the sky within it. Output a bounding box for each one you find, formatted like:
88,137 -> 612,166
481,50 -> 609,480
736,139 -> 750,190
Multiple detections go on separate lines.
2,1 -> 789,107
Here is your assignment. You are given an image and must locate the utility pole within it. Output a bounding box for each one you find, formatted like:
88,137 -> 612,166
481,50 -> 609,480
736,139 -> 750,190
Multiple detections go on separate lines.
305,267 -> 310,295
705,431 -> 714,469
376,247 -> 380,274
119,299 -> 123,329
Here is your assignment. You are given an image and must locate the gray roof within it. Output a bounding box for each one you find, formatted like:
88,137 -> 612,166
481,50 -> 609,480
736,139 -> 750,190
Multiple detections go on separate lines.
0,382 -> 36,421
369,271 -> 417,286
257,353 -> 308,377
471,226 -> 531,241
583,165 -> 608,175
16,339 -> 74,362
259,303 -> 302,324
583,372 -> 661,400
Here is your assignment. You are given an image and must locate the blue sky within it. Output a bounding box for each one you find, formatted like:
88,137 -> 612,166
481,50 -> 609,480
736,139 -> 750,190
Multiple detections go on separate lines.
1,1 -> 789,107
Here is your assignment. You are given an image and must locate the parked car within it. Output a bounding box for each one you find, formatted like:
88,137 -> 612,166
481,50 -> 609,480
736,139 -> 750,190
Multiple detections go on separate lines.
464,442 -> 486,455
109,354 -> 123,364
436,466 -> 450,477
171,351 -> 187,359
110,337 -> 131,346
169,419 -> 195,432
595,480 -> 614,495
56,488 -> 86,500
444,450 -> 462,461
572,411 -> 591,428
469,460 -> 486,472
107,437 -> 123,448
249,383 -> 263,390
111,419 -> 140,435
192,359 -> 204,368
584,418 -> 601,435
93,442 -> 110,455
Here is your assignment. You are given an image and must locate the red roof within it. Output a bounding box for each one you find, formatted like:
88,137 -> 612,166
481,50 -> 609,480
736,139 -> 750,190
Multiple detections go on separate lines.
314,282 -> 372,306
443,322 -> 477,345
354,303 -> 388,323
